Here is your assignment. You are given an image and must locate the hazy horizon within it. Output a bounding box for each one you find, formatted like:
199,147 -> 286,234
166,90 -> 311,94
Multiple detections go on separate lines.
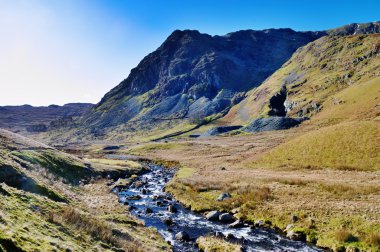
1,0 -> 379,106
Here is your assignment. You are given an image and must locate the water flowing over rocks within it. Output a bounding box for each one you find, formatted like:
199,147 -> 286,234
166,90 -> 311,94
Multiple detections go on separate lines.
117,163 -> 323,252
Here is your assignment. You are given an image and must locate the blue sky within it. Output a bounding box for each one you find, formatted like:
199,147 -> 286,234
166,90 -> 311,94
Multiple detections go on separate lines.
0,0 -> 379,106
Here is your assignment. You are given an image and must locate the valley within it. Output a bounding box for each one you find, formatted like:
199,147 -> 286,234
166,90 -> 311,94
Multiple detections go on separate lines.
0,20 -> 379,252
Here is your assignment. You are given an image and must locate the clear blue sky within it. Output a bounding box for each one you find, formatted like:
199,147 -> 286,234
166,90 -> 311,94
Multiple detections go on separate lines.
0,0 -> 379,106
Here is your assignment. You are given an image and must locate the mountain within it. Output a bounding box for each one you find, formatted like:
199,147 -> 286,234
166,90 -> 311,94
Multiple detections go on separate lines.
80,29 -> 324,131
328,21 -> 380,35
224,33 -> 380,124
0,103 -> 93,134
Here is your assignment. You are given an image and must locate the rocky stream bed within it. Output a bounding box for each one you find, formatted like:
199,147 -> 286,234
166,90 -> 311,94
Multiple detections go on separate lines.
116,164 -> 323,251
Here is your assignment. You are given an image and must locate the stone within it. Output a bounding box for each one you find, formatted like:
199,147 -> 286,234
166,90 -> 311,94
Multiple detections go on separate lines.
163,218 -> 173,226
214,231 -> 224,238
226,233 -> 235,240
216,192 -> 231,201
219,213 -> 234,223
291,214 -> 298,223
254,219 -> 265,227
231,208 -> 240,214
286,230 -> 306,242
126,195 -> 142,200
284,224 -> 294,232
228,220 -> 244,228
145,208 -> 153,214
205,211 -> 220,221
167,205 -> 177,213
244,117 -> 306,133
175,231 -> 190,241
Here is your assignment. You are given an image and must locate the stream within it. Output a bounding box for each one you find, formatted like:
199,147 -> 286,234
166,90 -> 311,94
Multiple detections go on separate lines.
116,163 -> 323,252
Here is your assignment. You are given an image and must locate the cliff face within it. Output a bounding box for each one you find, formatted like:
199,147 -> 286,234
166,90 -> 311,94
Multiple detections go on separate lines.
82,29 -> 324,129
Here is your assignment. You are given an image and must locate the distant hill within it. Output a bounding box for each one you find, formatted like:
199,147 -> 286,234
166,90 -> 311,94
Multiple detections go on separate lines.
0,103 -> 93,134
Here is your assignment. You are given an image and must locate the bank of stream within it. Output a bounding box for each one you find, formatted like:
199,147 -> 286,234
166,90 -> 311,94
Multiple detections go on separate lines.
116,163 -> 323,251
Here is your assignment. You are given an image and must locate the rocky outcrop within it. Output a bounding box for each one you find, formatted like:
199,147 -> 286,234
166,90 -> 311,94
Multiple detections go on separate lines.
328,21 -> 380,35
199,126 -> 242,137
244,117 -> 306,133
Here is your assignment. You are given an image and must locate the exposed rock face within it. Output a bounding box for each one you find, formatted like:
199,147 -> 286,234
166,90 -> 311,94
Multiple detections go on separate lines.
328,21 -> 380,35
199,126 -> 242,137
82,29 -> 324,129
244,117 -> 306,133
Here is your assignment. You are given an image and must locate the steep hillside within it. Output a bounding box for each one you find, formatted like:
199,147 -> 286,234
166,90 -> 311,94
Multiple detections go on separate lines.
0,129 -> 168,251
0,103 -> 93,134
224,34 -> 380,124
80,29 -> 324,132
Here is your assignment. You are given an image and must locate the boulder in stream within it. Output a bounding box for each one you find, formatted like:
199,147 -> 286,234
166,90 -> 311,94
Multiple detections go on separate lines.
145,207 -> 153,214
167,204 -> 177,213
286,230 -> 306,242
175,231 -> 190,241
228,219 -> 244,228
219,213 -> 234,223
206,210 -> 220,221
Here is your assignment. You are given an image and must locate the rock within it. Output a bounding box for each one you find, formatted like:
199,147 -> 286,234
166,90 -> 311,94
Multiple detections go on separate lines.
291,214 -> 298,223
332,245 -> 346,252
231,208 -> 240,214
126,195 -> 142,200
126,205 -> 136,211
167,205 -> 177,213
286,230 -> 306,242
205,210 -> 220,221
244,117 -> 307,133
284,224 -> 294,232
163,217 -> 173,226
214,231 -> 224,238
226,233 -> 235,240
228,220 -> 244,228
175,231 -> 190,241
145,208 -> 153,214
141,188 -> 147,194
199,126 -> 243,137
254,219 -> 265,227
346,246 -> 359,252
216,192 -> 231,201
219,213 -> 234,223
220,167 -> 226,170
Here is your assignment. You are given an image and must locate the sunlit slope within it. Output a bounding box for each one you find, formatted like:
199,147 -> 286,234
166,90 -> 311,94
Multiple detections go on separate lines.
0,129 -> 168,251
224,34 -> 380,124
251,76 -> 380,170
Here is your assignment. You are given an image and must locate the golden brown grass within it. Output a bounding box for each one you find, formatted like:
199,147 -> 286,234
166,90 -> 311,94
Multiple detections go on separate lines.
335,229 -> 358,243
196,236 -> 242,252
252,121 -> 379,171
125,129 -> 380,250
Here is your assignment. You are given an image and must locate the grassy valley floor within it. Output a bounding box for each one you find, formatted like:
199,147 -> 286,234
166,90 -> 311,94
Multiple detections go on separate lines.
119,126 -> 380,251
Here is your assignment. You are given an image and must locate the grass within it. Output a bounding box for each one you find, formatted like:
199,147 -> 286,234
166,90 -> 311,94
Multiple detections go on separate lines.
12,149 -> 94,184
252,121 -> 379,171
127,142 -> 188,155
87,158 -> 142,169
196,236 -> 241,252
47,206 -> 123,247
